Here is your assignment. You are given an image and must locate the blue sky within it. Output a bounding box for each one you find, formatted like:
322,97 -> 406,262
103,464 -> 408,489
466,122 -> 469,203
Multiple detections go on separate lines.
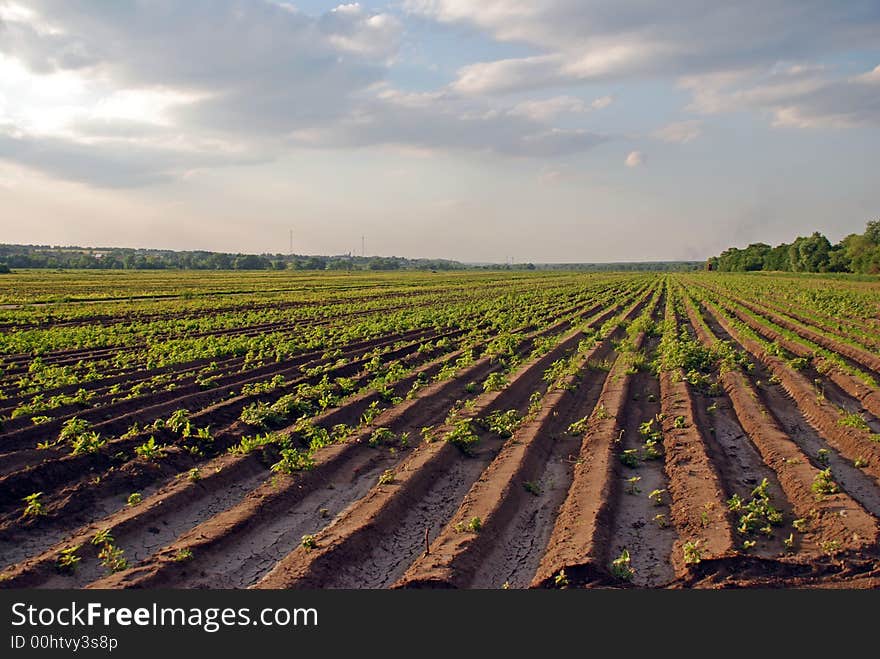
0,1 -> 878,262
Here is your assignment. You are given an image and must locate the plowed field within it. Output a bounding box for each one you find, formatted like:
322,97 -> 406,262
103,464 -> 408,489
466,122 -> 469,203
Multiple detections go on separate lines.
2,270 -> 879,588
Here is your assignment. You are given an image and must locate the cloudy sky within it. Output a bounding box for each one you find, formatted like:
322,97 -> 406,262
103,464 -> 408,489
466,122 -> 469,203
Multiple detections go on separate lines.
1,1 -> 878,262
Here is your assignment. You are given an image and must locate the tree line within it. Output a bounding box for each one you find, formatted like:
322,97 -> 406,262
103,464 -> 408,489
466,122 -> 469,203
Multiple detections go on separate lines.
706,220 -> 880,274
0,245 -> 465,272
0,244 -> 706,273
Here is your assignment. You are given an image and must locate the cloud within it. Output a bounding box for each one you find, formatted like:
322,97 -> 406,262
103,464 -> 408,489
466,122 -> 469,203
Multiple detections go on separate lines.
506,94 -> 613,121
591,95 -> 613,109
682,64 -> 880,128
0,125 -> 264,187
407,1 -> 880,94
290,91 -> 608,158
508,95 -> 587,121
625,150 -> 644,167
537,167 -> 566,184
0,1 -> 614,187
653,120 -> 702,143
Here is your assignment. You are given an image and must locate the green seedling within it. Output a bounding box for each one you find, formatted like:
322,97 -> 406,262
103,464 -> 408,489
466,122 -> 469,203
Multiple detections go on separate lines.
22,492 -> 46,518
648,489 -> 665,506
625,476 -> 641,495
610,549 -> 634,581
56,546 -> 81,573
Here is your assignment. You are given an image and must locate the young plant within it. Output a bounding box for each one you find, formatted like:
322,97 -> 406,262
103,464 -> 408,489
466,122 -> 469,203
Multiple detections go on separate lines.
126,492 -> 143,506
56,546 -> 81,573
271,448 -> 314,474
22,492 -> 46,518
135,436 -> 167,461
566,415 -> 589,436
444,418 -> 479,454
811,468 -> 839,499
625,475 -> 641,495
610,549 -> 634,581
682,540 -> 703,565
173,548 -> 194,562
554,569 -> 568,589
648,489 -> 665,506
97,544 -> 128,573
455,516 -> 483,533
619,449 -> 640,468
479,409 -> 522,438
523,481 -> 541,496
368,427 -> 396,447
91,529 -> 114,546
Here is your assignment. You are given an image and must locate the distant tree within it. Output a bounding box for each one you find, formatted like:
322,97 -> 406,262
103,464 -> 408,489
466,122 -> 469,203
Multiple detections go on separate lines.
762,244 -> 790,271
788,232 -> 832,272
865,219 -> 880,245
233,254 -> 270,270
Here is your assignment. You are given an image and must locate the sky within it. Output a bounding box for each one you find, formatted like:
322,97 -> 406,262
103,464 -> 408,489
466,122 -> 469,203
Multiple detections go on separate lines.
0,1 -> 878,263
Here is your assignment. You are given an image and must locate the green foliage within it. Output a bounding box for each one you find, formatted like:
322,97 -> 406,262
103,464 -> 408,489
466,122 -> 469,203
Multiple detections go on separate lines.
682,540 -> 702,565
228,432 -> 279,455
444,418 -> 479,453
648,489 -> 665,506
239,402 -> 284,428
22,492 -> 46,518
482,371 -> 509,392
368,427 -> 396,447
620,449 -> 640,468
709,220 -> 880,274
91,529 -> 114,546
271,448 -> 314,474
98,544 -> 128,573
70,430 -> 106,455
56,546 -> 81,573
811,468 -> 839,499
173,548 -> 194,562
135,436 -> 166,461
455,516 -> 482,533
478,409 -> 522,438
166,408 -> 192,436
728,478 -> 783,537
610,549 -> 634,581
567,415 -> 590,436
838,411 -> 869,431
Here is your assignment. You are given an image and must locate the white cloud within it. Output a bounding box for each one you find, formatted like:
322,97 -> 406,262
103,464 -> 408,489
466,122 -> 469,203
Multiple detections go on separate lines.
591,95 -> 613,109
682,64 -> 880,128
408,1 -> 880,95
507,94 -> 613,121
653,120 -> 702,143
0,1 -> 616,187
625,150 -> 644,167
322,4 -> 403,57
508,95 -> 587,121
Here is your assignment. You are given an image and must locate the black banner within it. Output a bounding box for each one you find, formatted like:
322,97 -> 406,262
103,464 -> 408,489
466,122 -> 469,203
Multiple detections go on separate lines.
0,588 -> 874,654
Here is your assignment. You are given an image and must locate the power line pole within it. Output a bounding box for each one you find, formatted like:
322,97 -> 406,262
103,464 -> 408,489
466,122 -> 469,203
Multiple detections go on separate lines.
289,229 -> 293,255
361,235 -> 365,258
